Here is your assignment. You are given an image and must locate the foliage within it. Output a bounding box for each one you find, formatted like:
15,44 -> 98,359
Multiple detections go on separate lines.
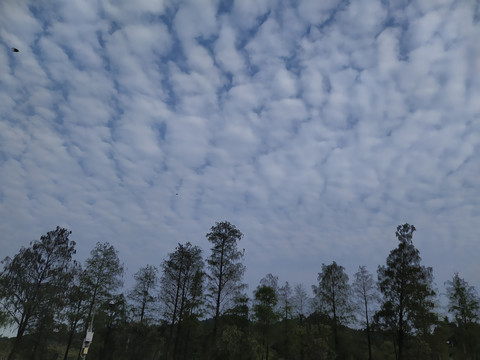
446,272 -> 480,328
313,261 -> 353,356
0,222 -> 479,360
223,294 -> 250,330
205,220 -> 246,346
217,325 -> 262,360
292,283 -> 311,321
376,223 -> 437,360
60,263 -> 90,360
77,242 -> 124,358
160,242 -> 204,359
253,284 -> 280,360
128,264 -> 159,324
445,273 -> 480,359
298,321 -> 334,360
260,273 -> 279,291
0,227 -> 76,360
119,322 -> 164,360
83,242 -> 124,307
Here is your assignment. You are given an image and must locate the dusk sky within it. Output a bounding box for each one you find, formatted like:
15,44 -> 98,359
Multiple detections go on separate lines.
1,0 -> 479,305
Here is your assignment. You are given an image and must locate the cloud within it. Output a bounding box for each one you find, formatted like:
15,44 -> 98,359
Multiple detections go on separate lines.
297,0 -> 342,26
0,0 -> 479,298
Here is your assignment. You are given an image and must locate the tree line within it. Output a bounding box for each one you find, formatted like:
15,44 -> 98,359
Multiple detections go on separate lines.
0,222 -> 479,360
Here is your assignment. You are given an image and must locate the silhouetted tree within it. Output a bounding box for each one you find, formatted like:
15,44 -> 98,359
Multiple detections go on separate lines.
352,265 -> 378,360
205,221 -> 246,347
278,282 -> 293,320
292,283 -> 311,360
84,242 -> 124,316
292,283 -> 311,321
160,242 -> 204,359
78,242 -> 124,359
446,272 -> 480,358
446,273 -> 479,328
260,273 -> 279,292
253,284 -> 280,360
278,281 -> 295,359
62,263 -> 88,360
313,261 -> 353,357
377,224 -> 436,360
128,264 -> 159,324
0,227 -> 76,360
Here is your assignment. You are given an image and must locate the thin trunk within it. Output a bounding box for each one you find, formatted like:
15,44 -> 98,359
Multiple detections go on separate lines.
64,300 -> 83,360
183,276 -> 200,360
284,319 -> 290,360
333,312 -> 339,357
392,331 -> 398,360
398,306 -> 404,360
212,241 -> 225,346
8,319 -> 29,360
331,278 -> 340,358
167,276 -> 182,360
398,327 -> 404,360
173,291 -> 186,360
363,294 -> 372,360
182,318 -> 192,360
299,315 -> 305,360
30,315 -> 50,360
140,297 -> 146,324
366,319 -> 372,360
261,337 -> 265,360
332,295 -> 339,356
77,287 -> 98,360
63,320 -> 79,360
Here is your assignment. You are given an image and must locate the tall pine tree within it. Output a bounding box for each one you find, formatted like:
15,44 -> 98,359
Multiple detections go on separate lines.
205,221 -> 246,351
377,224 -> 436,360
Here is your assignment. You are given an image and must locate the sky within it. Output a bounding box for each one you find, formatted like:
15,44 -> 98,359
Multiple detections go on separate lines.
0,0 -> 479,306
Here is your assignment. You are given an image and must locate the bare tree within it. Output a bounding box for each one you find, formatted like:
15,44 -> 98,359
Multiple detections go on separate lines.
292,283 -> 311,321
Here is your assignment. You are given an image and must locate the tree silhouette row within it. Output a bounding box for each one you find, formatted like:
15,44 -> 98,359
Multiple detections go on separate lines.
0,222 -> 479,360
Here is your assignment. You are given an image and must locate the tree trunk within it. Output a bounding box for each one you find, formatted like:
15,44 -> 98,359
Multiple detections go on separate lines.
8,320 -> 28,360
77,288 -> 98,360
63,323 -> 78,360
299,316 -> 305,360
364,302 -> 372,360
398,311 -> 404,360
212,242 -> 225,354
167,272 -> 182,360
332,309 -> 339,357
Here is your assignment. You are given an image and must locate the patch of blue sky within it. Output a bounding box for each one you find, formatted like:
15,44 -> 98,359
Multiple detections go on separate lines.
217,0 -> 234,15
1,0 -> 479,298
153,121 -> 167,142
234,12 -> 271,47
27,3 -> 58,28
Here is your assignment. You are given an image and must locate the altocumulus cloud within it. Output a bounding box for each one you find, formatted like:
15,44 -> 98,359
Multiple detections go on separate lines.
0,0 -> 479,295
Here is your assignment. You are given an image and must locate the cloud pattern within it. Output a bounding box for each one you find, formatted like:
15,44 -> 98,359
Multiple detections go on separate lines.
1,0 -> 479,294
